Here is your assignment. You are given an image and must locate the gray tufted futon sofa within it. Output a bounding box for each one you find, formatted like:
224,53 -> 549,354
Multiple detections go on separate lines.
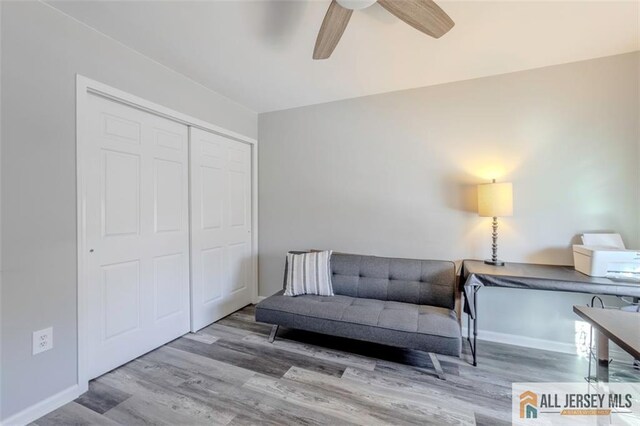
255,253 -> 461,378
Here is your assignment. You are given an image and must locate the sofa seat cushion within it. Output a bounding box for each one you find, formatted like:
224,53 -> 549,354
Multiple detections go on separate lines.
255,291 -> 461,356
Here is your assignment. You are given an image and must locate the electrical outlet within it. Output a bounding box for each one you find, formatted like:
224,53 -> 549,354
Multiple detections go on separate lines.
33,327 -> 53,355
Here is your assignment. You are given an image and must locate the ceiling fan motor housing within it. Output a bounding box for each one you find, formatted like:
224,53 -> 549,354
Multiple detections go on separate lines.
336,0 -> 377,10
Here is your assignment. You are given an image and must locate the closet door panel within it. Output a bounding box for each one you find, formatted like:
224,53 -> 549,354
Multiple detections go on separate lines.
85,94 -> 190,380
190,128 -> 253,331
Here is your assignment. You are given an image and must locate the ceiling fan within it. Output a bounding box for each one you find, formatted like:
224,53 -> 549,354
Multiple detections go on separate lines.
313,0 -> 454,60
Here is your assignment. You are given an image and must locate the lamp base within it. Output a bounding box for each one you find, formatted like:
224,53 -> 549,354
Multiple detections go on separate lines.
484,259 -> 505,266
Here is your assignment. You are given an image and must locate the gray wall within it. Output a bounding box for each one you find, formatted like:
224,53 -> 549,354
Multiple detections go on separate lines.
259,52 -> 640,346
0,1 -> 257,419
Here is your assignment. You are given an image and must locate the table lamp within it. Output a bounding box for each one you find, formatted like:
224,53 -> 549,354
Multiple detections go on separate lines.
477,179 -> 513,266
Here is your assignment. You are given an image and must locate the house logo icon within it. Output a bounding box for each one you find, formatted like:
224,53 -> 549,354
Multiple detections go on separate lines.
520,391 -> 538,419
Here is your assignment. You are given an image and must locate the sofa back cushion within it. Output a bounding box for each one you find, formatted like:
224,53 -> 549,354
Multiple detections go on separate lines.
329,253 -> 456,309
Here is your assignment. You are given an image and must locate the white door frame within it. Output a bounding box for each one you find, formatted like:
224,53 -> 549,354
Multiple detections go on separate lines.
76,75 -> 258,392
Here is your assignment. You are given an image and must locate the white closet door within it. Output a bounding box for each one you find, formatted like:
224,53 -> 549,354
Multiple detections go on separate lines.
190,127 -> 252,331
85,94 -> 190,379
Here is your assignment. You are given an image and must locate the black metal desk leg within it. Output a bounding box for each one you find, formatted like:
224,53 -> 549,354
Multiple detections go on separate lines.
464,287 -> 478,367
473,288 -> 478,366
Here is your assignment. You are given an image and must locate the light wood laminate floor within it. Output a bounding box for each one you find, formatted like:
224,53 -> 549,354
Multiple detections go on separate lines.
33,305 -> 639,425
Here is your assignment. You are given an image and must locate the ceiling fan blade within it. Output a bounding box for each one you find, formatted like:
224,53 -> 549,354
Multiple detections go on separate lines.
377,0 -> 454,39
313,0 -> 353,60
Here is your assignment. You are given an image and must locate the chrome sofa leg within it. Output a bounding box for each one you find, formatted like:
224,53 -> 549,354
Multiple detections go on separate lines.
268,325 -> 279,343
428,352 -> 446,380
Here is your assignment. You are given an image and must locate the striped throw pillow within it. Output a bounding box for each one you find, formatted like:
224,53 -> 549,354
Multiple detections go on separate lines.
284,250 -> 334,296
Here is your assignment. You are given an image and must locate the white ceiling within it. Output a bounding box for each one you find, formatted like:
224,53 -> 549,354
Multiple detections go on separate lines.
48,0 -> 639,113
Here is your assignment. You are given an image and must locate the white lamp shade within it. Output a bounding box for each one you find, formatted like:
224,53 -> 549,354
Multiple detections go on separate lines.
477,182 -> 513,217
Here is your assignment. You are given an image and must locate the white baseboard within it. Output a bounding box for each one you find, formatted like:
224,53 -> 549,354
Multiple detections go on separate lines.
462,327 -> 578,355
0,384 -> 81,426
461,327 -> 631,360
254,296 -> 266,304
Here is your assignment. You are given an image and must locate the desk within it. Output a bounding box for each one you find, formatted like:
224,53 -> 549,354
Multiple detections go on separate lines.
461,260 -> 640,366
573,306 -> 640,382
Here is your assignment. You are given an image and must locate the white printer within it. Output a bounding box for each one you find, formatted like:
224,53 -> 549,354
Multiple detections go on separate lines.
573,233 -> 640,280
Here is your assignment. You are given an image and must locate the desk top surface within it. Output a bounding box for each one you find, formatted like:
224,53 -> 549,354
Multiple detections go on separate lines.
573,306 -> 640,359
463,260 -> 639,287
461,260 -> 640,301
